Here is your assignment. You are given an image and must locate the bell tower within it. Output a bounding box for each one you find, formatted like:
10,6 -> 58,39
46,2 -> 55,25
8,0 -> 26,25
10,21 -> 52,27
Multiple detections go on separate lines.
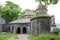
36,2 -> 47,13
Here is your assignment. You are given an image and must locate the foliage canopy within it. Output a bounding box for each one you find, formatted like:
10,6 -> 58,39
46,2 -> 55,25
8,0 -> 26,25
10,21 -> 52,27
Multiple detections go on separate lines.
0,1 -> 23,23
36,0 -> 58,10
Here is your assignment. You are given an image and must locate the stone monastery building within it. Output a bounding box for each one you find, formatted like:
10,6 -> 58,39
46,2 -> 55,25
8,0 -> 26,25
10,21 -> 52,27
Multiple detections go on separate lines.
1,3 -> 56,35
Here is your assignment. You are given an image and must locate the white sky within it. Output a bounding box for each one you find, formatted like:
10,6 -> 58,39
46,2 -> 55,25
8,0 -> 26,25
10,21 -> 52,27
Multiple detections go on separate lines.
0,0 -> 60,24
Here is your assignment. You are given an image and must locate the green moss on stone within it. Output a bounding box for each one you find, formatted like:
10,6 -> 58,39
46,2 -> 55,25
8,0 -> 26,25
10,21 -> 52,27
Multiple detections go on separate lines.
32,13 -> 49,18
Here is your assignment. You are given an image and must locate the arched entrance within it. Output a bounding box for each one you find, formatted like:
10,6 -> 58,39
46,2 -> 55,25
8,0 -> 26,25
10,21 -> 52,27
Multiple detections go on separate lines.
17,27 -> 21,34
23,27 -> 27,33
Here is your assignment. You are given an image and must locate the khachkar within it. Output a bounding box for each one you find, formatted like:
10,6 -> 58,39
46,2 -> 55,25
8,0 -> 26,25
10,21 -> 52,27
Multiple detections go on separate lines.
0,12 -> 5,32
30,2 -> 56,35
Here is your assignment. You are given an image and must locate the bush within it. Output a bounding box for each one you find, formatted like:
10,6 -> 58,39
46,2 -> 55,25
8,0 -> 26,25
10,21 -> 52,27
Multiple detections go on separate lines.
29,33 -> 60,40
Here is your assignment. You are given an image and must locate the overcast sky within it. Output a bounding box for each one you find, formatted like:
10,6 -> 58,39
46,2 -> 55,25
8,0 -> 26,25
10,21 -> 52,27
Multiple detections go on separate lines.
0,0 -> 60,24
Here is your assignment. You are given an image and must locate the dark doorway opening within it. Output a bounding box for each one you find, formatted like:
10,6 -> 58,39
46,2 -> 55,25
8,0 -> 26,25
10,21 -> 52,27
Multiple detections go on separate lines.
17,27 -> 21,34
23,27 -> 27,33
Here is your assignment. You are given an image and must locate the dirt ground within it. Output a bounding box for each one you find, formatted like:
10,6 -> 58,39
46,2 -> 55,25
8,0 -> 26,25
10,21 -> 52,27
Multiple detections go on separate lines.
8,34 -> 29,40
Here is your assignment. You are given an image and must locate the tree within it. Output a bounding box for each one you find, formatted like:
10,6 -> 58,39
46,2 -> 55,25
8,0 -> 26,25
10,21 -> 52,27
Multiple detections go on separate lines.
1,1 -> 22,23
36,0 -> 58,10
0,5 -> 2,12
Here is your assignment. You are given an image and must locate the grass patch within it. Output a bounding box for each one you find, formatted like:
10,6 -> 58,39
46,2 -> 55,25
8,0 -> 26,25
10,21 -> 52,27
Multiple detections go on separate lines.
0,33 -> 16,40
29,33 -> 60,40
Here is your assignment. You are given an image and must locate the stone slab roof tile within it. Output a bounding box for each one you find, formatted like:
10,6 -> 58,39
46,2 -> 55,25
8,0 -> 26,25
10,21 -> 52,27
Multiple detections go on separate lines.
10,18 -> 31,23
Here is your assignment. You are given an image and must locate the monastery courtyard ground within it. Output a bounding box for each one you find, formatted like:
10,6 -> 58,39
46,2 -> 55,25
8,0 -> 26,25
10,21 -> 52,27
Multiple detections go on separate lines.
8,34 -> 29,40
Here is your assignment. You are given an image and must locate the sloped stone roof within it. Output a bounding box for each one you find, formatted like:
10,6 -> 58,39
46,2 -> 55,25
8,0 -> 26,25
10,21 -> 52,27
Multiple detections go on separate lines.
0,17 -> 5,24
10,10 -> 35,23
10,18 -> 31,23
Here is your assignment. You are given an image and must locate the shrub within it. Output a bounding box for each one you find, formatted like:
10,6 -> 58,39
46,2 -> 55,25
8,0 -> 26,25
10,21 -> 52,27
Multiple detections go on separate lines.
29,33 -> 60,40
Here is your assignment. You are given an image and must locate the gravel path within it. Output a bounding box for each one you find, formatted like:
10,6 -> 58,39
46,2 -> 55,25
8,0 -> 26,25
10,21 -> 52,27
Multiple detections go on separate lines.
8,34 -> 29,40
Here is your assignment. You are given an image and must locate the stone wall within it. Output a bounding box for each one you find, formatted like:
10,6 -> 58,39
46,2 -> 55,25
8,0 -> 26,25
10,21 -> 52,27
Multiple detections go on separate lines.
31,16 -> 51,35
9,23 -> 31,34
2,24 -> 10,32
50,15 -> 56,33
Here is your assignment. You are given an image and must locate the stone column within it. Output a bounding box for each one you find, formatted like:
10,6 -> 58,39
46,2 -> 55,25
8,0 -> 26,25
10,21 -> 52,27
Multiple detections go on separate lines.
10,26 -> 12,33
51,15 -> 55,25
13,25 -> 17,34
27,27 -> 30,34
21,27 -> 23,34
50,15 -> 56,33
31,21 -> 33,35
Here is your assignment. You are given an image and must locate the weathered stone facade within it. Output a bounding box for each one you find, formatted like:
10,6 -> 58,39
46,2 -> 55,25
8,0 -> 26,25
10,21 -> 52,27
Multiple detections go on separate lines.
1,3 -> 56,35
29,2 -> 56,35
0,12 -> 5,32
30,16 -> 56,35
3,10 -> 35,34
2,9 -> 56,35
7,23 -> 31,34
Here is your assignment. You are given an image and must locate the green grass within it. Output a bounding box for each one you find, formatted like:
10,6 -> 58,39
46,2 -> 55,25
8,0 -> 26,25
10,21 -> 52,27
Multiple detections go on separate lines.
29,33 -> 60,40
0,33 -> 16,40
32,13 -> 50,19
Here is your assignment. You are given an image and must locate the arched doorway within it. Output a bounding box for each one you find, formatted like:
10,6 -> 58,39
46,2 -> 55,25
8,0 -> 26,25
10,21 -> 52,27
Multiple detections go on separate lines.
23,27 -> 27,33
17,27 -> 21,34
